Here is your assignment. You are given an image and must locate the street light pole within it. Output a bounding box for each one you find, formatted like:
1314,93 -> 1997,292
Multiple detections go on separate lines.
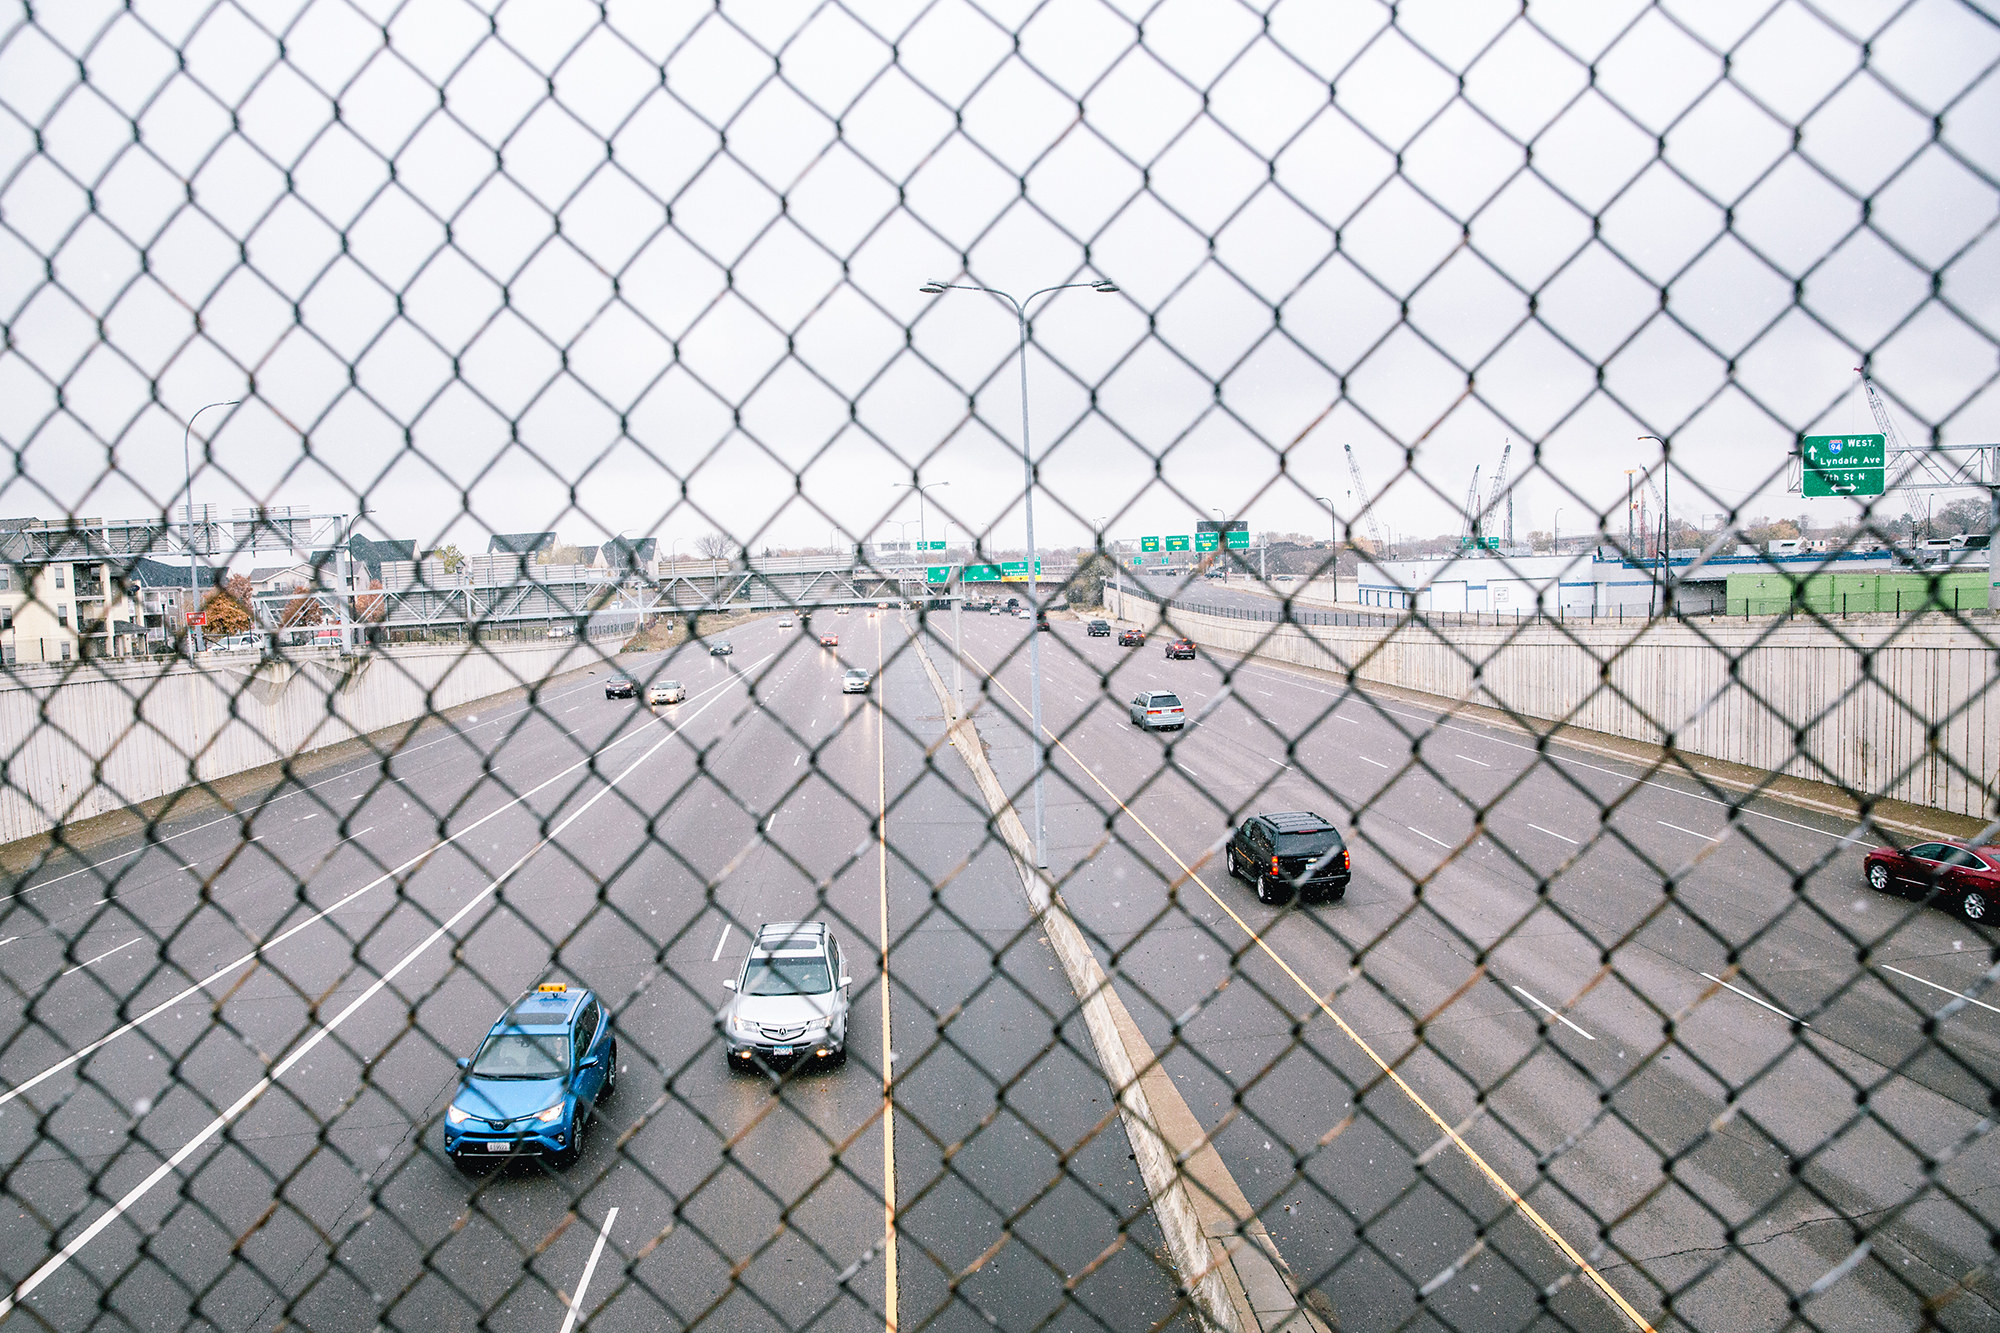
920,276 -> 1118,870
1640,437 -> 1667,618
1315,496 -> 1338,600
181,399 -> 239,652
892,480 -> 950,552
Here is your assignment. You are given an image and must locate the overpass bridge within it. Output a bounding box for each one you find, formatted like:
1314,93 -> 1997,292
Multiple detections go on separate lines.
362,553 -> 1079,630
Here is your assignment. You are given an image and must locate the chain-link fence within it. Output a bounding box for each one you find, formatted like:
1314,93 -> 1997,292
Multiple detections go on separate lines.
2,1 -> 1997,1330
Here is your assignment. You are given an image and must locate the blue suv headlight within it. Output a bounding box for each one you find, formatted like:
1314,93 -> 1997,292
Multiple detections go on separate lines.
534,1102 -> 566,1124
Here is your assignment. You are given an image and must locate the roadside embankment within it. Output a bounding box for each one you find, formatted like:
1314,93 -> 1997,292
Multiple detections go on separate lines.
0,634 -> 630,846
1110,587 -> 1998,823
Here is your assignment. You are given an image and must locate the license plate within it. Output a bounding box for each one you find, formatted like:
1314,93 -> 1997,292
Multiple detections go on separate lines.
485,1142 -> 509,1153
771,1046 -> 793,1057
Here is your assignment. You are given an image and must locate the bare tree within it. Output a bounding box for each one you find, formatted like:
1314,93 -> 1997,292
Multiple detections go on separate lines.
695,531 -> 734,561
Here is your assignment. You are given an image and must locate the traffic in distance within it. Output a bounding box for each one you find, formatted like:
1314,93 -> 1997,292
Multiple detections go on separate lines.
399,599 -> 1989,1333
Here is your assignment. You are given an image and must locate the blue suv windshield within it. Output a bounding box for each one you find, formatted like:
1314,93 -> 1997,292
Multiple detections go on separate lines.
471,1031 -> 570,1078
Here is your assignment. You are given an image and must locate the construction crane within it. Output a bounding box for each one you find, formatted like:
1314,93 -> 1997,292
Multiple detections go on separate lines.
1858,370 -> 1909,453
1459,465 -> 1482,548
1484,441 -> 1511,548
1343,444 -> 1387,554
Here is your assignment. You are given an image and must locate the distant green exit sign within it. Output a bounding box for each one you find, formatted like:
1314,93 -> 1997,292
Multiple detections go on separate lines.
1802,433 -> 1885,497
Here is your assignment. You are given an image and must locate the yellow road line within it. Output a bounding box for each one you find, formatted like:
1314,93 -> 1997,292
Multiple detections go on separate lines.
878,617 -> 899,1330
964,647 -> 1654,1332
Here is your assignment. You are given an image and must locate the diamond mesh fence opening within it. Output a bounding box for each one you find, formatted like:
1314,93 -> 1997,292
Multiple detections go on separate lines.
1,2 -> 1996,1331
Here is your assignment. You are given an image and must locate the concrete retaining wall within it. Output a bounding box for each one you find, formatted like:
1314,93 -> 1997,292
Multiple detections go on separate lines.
1111,588 -> 1999,821
0,637 -> 625,844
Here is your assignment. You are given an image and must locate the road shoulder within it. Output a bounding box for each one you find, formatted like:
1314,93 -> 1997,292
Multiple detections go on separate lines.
904,619 -> 1337,1333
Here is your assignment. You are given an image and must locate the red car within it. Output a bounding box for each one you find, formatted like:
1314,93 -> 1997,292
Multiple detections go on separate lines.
1164,638 -> 1195,660
1862,840 -> 1996,923
820,633 -> 839,647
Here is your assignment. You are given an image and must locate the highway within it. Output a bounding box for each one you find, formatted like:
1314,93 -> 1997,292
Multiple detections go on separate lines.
0,611 -> 1197,1332
2,603 -> 1993,1333
928,606 -> 1999,1332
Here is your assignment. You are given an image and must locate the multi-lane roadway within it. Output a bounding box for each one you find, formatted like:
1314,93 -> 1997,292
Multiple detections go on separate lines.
0,611 -> 1197,1332
2,603 -> 1993,1332
932,605 -> 1998,1332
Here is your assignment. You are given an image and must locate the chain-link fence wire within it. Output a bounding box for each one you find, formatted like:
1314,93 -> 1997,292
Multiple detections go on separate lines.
2,0 -> 1998,1330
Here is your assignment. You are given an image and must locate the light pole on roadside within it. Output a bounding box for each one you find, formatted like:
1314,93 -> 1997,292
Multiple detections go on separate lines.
1315,497 -> 1338,600
892,481 -> 950,552
1640,436 -> 1668,618
919,276 -> 1118,870
180,400 -> 239,653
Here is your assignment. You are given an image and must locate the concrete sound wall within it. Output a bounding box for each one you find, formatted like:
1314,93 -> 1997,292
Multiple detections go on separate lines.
1110,588 -> 1999,821
0,637 -> 625,845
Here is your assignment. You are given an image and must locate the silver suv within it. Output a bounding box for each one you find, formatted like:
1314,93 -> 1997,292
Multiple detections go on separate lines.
719,922 -> 851,1068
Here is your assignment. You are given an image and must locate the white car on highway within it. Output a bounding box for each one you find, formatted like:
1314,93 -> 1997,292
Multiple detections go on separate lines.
1129,690 -> 1186,731
648,680 -> 686,705
842,668 -> 871,693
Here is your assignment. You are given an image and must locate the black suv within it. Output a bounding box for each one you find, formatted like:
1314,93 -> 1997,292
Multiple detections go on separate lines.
1087,620 -> 1111,637
1225,812 -> 1350,904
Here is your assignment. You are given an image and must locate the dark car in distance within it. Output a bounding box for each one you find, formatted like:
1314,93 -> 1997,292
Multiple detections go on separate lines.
1117,629 -> 1145,647
1863,840 -> 1995,923
604,675 -> 636,699
1226,812 -> 1351,905
1087,620 -> 1111,637
1165,638 -> 1195,659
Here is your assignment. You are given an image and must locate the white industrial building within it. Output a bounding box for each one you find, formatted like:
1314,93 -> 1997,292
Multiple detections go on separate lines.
1354,543 -> 1990,616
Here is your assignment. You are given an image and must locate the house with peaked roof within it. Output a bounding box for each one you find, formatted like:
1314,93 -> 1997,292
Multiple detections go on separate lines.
490,532 -> 557,555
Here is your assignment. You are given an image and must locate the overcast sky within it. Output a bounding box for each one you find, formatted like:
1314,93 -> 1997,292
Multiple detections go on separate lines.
1,0 -> 1995,562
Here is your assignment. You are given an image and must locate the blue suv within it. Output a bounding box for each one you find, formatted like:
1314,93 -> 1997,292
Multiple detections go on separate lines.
443,983 -> 617,1173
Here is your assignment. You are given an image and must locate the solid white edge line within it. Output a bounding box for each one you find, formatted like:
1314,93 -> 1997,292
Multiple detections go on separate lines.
0,673 -> 721,1318
1509,983 -> 1595,1039
1658,820 -> 1722,843
556,1207 -> 619,1333
711,922 -> 731,963
1879,964 -> 2000,1018
1456,754 -> 1491,767
1361,755 -> 1388,768
59,938 -> 142,976
1700,972 -> 1808,1026
1527,823 -> 1579,845
0,661 -> 766,1113
1406,825 -> 1452,849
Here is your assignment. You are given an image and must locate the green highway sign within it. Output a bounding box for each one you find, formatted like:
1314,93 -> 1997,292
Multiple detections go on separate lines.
1000,560 -> 1041,582
1130,556 -> 1143,566
1225,528 -> 1249,550
1164,534 -> 1190,551
1193,531 -> 1219,551
1802,433 -> 1886,497
925,540 -> 946,550
926,566 -> 952,582
1156,554 -> 1170,564
963,563 -> 1003,581
1140,536 -> 1160,552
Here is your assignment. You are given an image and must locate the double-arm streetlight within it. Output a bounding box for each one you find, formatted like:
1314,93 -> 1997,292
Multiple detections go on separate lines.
181,400 -> 239,651
892,481 -> 951,552
919,276 -> 1118,869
